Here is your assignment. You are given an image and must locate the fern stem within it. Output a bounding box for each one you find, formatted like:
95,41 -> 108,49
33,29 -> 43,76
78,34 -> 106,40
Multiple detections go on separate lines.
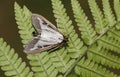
63,52 -> 85,77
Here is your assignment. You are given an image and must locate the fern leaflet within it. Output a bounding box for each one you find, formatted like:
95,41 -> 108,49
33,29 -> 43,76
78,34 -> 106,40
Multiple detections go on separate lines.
71,0 -> 97,45
51,0 -> 87,58
0,38 -> 33,77
14,2 -> 34,45
102,0 -> 116,27
88,0 -> 107,34
75,58 -> 117,77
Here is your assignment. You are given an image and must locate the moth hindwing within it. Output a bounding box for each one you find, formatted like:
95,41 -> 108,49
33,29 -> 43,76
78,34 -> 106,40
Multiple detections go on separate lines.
24,13 -> 67,54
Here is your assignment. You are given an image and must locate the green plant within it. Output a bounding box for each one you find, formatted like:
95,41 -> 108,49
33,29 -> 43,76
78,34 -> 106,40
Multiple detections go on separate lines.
0,0 -> 120,77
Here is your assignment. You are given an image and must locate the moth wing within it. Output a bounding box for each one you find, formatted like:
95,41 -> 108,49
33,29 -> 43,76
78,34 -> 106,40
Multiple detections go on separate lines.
24,36 -> 63,54
32,14 -> 63,34
24,14 -> 66,54
32,14 -> 42,34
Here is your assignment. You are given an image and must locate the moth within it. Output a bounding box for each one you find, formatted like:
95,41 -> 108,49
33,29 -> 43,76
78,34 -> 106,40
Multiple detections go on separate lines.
24,14 -> 67,54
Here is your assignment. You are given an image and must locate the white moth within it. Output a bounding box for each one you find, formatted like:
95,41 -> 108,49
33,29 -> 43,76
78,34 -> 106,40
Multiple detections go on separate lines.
24,14 -> 67,54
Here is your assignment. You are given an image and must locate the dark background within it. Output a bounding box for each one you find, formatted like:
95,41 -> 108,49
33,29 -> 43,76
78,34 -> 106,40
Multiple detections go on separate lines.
0,0 -> 112,76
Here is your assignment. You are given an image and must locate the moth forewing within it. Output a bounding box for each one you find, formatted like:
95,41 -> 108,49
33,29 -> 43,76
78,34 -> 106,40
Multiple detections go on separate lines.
32,14 -> 63,34
24,13 -> 67,54
24,39 -> 63,54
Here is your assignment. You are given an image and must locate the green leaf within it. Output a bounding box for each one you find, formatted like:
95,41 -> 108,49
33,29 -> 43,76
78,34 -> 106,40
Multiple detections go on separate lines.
0,38 -> 33,77
27,52 -> 58,77
102,0 -> 116,27
71,0 -> 97,45
75,58 -> 117,77
88,0 -> 107,34
88,43 -> 120,69
98,35 -> 120,54
51,0 -> 87,58
14,2 -> 34,45
14,0 -> 120,77
14,1 -> 77,77
114,0 -> 120,29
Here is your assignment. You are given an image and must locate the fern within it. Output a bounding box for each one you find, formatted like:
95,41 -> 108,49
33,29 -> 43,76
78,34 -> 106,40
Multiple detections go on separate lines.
15,0 -> 120,77
102,0 -> 116,27
0,0 -> 119,77
14,1 -> 76,77
49,48 -> 75,73
114,0 -> 120,22
27,52 -> 59,77
51,0 -> 87,58
83,0 -> 120,70
98,35 -> 120,54
0,38 -> 33,77
107,29 -> 120,43
71,0 -> 97,45
88,44 -> 120,69
88,0 -> 107,34
70,0 -> 120,76
75,58 -> 117,77
114,0 -> 120,31
14,2 -> 34,45
14,2 -> 60,77
66,70 -> 79,77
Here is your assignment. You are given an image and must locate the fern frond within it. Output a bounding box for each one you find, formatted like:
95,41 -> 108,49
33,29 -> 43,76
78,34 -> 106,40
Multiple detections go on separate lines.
0,38 -> 33,77
14,1 -> 76,77
14,2 -> 61,77
27,52 -> 59,77
102,0 -> 116,27
14,2 -> 34,45
98,35 -> 120,54
88,44 -> 120,69
88,0 -> 107,34
114,0 -> 120,29
27,45 -> 75,76
71,0 -> 97,45
27,48 -> 75,77
75,58 -> 117,77
114,0 -> 120,21
107,29 -> 120,42
51,0 -> 87,58
66,70 -> 79,77
49,48 -> 75,73
14,0 -> 120,77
